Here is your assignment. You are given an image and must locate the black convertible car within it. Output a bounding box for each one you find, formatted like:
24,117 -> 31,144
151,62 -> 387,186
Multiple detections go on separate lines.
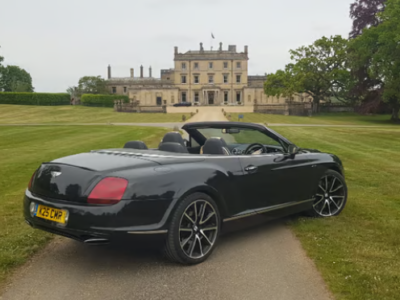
24,122 -> 347,264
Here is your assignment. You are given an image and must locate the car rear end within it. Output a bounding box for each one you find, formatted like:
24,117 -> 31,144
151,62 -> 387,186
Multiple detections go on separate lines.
23,152 -> 173,244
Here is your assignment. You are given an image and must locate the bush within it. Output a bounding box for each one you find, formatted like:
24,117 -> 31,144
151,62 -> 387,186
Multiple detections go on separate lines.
0,92 -> 70,105
81,94 -> 129,107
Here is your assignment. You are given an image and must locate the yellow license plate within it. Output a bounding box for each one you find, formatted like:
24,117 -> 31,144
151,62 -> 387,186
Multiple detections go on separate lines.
35,205 -> 67,224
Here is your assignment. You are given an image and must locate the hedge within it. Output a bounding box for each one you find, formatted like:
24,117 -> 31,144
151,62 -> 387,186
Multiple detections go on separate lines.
80,94 -> 129,107
0,92 -> 70,106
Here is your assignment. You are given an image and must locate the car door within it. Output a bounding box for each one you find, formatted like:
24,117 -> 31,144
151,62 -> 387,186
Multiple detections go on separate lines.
238,152 -> 316,211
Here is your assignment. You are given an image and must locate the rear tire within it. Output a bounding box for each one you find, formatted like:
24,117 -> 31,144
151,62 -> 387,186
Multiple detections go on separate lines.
163,193 -> 220,265
307,169 -> 348,217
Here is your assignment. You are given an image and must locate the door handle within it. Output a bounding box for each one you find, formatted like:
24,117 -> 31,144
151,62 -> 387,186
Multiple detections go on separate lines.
245,165 -> 258,173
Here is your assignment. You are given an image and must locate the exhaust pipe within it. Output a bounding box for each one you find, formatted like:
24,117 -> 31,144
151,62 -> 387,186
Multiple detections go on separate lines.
84,238 -> 109,245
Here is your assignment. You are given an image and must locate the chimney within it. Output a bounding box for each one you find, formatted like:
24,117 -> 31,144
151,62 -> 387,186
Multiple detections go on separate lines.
107,65 -> 111,79
200,42 -> 204,52
219,42 -> 223,51
149,66 -> 152,78
174,46 -> 178,54
228,45 -> 237,52
244,45 -> 248,54
140,65 -> 143,78
130,68 -> 134,78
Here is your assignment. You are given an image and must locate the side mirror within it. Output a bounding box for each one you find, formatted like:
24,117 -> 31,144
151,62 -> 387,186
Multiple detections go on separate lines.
287,145 -> 300,157
274,145 -> 300,162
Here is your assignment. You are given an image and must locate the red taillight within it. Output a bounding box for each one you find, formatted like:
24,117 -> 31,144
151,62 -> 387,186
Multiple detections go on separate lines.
28,171 -> 36,190
87,177 -> 128,205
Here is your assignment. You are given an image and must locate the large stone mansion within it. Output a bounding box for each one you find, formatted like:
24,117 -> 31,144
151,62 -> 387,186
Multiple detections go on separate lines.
106,43 -> 311,106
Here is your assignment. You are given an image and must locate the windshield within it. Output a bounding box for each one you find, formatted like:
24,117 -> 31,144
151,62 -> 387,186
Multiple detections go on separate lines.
197,128 -> 282,147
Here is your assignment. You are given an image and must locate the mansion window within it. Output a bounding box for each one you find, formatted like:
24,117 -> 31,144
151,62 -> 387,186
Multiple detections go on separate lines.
194,62 -> 199,69
236,62 -> 241,69
209,62 -> 213,69
123,87 -> 127,93
181,75 -> 187,84
223,62 -> 228,69
181,62 -> 187,70
224,91 -> 229,102
181,92 -> 187,102
223,74 -> 229,84
112,87 -> 116,94
236,91 -> 241,102
236,75 -> 241,83
208,75 -> 214,84
194,92 -> 199,102
194,75 -> 199,84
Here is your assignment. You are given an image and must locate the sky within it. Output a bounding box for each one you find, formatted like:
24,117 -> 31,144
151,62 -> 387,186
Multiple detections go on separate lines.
0,0 -> 353,92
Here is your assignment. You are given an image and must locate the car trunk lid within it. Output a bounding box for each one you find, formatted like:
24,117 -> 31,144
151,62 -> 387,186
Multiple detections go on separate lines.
30,152 -> 160,203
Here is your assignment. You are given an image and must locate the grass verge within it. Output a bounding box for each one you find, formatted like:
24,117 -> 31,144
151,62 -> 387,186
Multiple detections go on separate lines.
228,112 -> 396,126
0,125 -> 169,289
0,105 -> 190,124
274,126 -> 400,300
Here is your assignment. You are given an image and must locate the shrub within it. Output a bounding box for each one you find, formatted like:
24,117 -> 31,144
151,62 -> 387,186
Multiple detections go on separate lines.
190,112 -> 195,117
182,114 -> 187,121
81,94 -> 129,107
0,92 -> 70,105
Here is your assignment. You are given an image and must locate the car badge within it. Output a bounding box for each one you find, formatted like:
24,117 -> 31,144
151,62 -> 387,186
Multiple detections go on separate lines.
51,171 -> 62,178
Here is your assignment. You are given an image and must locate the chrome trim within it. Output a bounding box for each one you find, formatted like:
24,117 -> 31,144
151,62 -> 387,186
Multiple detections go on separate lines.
127,230 -> 168,235
92,149 -> 282,159
84,238 -> 109,244
223,198 -> 315,222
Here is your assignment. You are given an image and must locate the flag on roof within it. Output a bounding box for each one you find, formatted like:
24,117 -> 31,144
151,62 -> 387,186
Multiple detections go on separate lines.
211,33 -> 215,39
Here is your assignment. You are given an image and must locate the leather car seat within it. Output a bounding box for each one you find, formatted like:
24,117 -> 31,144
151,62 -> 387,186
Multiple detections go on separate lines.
201,138 -> 230,155
159,142 -> 189,153
123,141 -> 148,149
160,132 -> 185,146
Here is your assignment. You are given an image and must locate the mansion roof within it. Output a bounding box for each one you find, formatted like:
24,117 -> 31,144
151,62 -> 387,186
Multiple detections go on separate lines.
174,50 -> 248,61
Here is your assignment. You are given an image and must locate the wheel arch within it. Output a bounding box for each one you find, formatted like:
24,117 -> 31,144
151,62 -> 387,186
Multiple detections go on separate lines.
174,185 -> 229,220
326,164 -> 344,177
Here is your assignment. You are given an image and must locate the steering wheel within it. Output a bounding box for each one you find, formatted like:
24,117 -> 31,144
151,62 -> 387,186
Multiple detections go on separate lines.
244,143 -> 267,155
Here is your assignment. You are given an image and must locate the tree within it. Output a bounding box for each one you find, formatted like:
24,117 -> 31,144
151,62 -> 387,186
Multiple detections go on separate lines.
0,65 -> 34,92
350,0 -> 386,38
0,46 -> 4,91
264,65 -> 302,101
265,36 -> 354,106
350,0 -> 400,121
66,86 -> 81,98
77,76 -> 108,94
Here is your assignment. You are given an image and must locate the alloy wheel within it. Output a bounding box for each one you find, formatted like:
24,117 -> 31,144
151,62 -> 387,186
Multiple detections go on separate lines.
313,175 -> 346,217
179,200 -> 219,259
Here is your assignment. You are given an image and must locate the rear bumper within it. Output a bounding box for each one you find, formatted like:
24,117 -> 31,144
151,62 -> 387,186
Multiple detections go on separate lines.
23,190 -> 173,243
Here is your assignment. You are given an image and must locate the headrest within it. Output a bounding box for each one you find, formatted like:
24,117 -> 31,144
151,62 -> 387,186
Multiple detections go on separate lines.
202,138 -> 230,155
123,141 -> 148,149
161,132 -> 185,146
159,142 -> 188,153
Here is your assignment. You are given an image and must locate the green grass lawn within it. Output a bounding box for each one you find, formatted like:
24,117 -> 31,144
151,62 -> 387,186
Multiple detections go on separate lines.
1,124 -> 400,299
273,126 -> 400,300
0,125 -> 169,289
0,105 -> 189,124
229,112 -> 396,126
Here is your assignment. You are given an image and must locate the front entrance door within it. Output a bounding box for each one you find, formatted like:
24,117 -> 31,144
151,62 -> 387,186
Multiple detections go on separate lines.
208,91 -> 215,105
156,97 -> 162,106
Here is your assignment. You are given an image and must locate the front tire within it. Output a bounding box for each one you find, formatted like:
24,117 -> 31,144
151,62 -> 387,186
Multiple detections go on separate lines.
164,193 -> 220,265
307,169 -> 348,217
